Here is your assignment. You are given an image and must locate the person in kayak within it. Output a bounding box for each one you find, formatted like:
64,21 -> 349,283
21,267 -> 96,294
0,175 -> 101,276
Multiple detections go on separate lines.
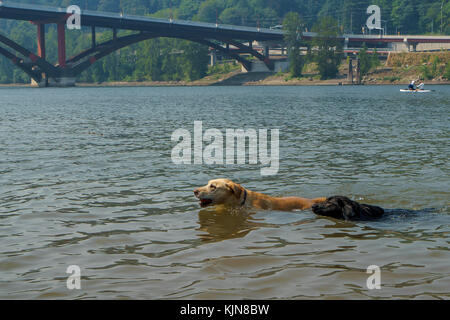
408,78 -> 422,91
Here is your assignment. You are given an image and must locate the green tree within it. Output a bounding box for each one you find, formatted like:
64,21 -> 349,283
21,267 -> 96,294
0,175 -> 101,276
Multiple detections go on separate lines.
421,56 -> 441,80
337,0 -> 370,34
179,41 -> 210,81
443,61 -> 450,80
98,0 -> 120,13
371,48 -> 380,69
358,44 -> 381,76
220,7 -> 245,25
283,12 -> 305,77
419,1 -> 441,34
444,0 -> 450,34
358,43 -> 371,75
177,0 -> 202,20
312,17 -> 343,80
391,0 -> 420,34
194,0 -> 224,23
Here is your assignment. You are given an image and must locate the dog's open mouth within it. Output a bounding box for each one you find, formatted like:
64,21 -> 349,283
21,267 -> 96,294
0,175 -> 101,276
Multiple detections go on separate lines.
199,198 -> 213,207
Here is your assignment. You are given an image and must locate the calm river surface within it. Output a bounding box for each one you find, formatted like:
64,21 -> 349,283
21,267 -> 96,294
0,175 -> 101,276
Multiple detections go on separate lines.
0,85 -> 449,299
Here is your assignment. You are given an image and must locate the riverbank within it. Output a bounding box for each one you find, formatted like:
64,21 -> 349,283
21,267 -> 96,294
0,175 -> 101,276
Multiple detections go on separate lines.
2,72 -> 448,88
1,52 -> 449,87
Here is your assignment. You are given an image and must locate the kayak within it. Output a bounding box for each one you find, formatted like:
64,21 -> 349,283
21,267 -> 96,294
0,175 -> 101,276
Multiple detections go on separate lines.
400,89 -> 431,93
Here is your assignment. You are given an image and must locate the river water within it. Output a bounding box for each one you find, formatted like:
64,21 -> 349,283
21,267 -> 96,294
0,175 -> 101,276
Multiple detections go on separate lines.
0,85 -> 449,299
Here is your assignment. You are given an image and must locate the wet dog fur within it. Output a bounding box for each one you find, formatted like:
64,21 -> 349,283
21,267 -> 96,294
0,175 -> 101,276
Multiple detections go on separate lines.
312,196 -> 385,221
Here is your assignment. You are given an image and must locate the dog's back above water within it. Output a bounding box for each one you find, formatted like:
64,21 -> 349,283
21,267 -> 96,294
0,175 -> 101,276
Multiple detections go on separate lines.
312,196 -> 385,221
194,178 -> 326,211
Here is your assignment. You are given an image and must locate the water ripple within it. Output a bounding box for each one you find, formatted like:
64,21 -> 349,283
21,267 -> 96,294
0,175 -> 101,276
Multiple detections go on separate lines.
0,85 -> 449,299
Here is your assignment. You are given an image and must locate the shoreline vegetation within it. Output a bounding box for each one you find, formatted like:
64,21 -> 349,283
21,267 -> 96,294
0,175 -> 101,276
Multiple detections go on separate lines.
1,75 -> 448,88
1,52 -> 449,88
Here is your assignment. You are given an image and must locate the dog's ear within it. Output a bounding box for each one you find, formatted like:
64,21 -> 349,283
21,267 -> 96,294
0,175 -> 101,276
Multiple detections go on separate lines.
335,197 -> 346,208
343,199 -> 361,220
342,204 -> 356,220
334,197 -> 357,220
225,182 -> 244,199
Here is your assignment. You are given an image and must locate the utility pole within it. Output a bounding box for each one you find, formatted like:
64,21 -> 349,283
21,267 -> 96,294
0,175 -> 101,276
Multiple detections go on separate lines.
350,10 -> 353,34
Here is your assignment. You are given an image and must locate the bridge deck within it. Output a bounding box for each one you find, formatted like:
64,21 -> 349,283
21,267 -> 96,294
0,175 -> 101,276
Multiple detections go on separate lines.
0,1 -> 283,41
1,1 -> 450,44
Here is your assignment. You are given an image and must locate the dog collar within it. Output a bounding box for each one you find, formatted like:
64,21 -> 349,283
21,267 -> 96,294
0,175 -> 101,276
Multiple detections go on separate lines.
241,189 -> 247,207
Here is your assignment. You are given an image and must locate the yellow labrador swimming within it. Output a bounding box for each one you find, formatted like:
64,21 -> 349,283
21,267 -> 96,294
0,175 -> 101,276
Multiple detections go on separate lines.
194,179 -> 326,211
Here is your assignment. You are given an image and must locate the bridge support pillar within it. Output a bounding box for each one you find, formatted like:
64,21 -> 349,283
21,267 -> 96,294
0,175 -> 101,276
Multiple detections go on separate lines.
355,58 -> 361,85
48,77 -> 76,87
210,49 -> 217,66
344,37 -> 349,57
57,22 -> 66,68
33,78 -> 75,88
31,78 -> 49,88
37,23 -> 46,60
36,23 -> 49,87
403,38 -> 418,52
348,58 -> 353,84
263,45 -> 269,58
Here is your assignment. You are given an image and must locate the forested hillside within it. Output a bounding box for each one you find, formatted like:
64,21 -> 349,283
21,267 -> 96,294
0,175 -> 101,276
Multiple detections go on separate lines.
0,0 -> 448,84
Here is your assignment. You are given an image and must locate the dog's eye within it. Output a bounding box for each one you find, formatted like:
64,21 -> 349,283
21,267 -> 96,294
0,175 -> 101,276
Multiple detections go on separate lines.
210,184 -> 216,190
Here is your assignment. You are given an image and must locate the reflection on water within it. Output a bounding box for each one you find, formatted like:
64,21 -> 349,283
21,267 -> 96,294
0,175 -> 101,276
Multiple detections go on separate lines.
197,208 -> 260,242
0,85 -> 449,299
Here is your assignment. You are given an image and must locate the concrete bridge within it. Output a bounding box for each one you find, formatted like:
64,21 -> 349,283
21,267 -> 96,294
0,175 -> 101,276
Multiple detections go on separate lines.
0,1 -> 449,87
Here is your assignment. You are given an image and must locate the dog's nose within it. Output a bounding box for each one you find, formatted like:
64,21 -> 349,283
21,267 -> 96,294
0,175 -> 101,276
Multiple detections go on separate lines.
194,189 -> 199,197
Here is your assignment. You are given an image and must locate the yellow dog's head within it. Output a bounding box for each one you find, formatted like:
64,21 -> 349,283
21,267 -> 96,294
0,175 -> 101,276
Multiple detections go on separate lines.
194,179 -> 245,208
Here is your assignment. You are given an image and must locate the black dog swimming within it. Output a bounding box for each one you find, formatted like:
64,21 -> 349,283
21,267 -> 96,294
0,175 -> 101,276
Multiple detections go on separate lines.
312,196 -> 384,221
